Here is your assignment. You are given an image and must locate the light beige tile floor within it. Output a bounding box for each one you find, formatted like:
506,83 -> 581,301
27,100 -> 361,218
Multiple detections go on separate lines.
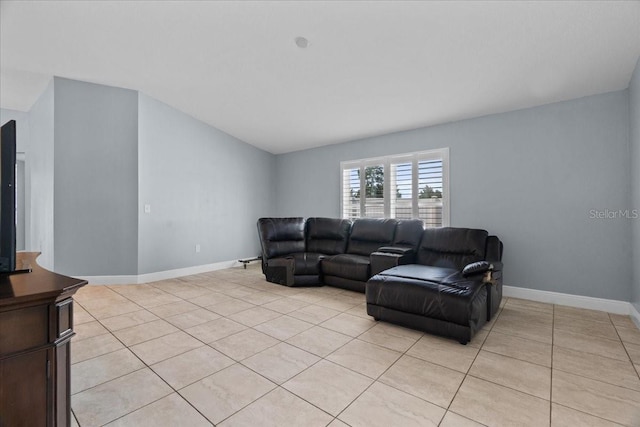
71,264 -> 640,426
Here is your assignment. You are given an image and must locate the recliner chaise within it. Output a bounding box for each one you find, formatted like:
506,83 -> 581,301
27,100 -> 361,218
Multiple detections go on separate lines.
366,227 -> 503,343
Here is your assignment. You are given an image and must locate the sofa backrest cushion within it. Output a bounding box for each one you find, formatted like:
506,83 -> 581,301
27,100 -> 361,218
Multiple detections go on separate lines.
417,227 -> 488,270
392,219 -> 425,249
257,217 -> 306,259
306,217 -> 352,255
347,218 -> 397,256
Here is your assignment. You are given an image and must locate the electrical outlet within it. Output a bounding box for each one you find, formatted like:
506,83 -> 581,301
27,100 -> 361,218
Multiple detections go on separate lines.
195,244 -> 201,253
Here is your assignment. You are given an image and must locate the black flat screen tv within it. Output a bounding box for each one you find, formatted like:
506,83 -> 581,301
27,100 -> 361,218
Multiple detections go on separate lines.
1,120 -> 17,273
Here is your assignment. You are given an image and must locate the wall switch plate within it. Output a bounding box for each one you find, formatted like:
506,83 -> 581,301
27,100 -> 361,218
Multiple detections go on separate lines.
144,204 -> 151,214
195,244 -> 201,253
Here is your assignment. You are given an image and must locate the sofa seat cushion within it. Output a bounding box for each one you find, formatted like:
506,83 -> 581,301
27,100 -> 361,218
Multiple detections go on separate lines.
290,252 -> 325,275
321,254 -> 370,282
366,266 -> 486,326
379,264 -> 464,284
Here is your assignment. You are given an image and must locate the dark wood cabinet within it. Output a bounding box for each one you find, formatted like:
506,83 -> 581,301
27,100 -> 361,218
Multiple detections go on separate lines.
0,253 -> 86,427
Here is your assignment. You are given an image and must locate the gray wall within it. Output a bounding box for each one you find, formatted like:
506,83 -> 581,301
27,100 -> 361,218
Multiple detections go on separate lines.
1,108 -> 30,251
53,77 -> 139,276
276,91 -> 631,301
26,82 -> 55,270
10,77 -> 275,278
631,57 -> 640,312
137,94 -> 275,274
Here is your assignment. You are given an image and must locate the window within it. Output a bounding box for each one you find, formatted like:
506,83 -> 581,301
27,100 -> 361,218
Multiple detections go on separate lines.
340,148 -> 449,227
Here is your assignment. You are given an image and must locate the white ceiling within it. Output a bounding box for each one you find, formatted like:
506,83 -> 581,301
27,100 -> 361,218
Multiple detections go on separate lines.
1,1 -> 639,154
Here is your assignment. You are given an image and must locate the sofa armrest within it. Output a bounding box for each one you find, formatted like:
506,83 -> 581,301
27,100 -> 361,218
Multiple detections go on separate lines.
462,261 -> 490,277
264,257 -> 295,286
486,262 -> 503,285
489,261 -> 503,272
462,261 -> 503,286
370,250 -> 416,276
376,246 -> 415,255
462,261 -> 503,276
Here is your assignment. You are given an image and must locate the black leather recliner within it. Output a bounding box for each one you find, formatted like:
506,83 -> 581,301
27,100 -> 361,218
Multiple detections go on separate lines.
366,227 -> 503,344
321,218 -> 399,292
257,217 -> 307,286
257,217 -> 352,286
297,217 -> 352,285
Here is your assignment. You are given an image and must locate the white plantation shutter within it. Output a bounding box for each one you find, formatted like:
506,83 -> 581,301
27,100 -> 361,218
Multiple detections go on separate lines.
390,161 -> 413,219
340,148 -> 449,227
417,158 -> 444,227
363,164 -> 385,218
342,167 -> 360,219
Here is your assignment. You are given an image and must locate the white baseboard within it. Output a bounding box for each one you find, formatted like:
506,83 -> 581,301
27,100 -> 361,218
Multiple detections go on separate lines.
503,285 -> 632,316
80,274 -> 140,285
75,258 -> 247,285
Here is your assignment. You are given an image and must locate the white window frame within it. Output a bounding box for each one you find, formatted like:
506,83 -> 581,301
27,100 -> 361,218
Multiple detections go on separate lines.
340,147 -> 450,226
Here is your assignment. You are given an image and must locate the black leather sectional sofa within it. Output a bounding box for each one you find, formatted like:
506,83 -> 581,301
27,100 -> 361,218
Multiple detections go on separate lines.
257,217 -> 503,343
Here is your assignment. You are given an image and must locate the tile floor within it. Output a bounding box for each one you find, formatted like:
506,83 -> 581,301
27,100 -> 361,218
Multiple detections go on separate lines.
70,264 -> 640,426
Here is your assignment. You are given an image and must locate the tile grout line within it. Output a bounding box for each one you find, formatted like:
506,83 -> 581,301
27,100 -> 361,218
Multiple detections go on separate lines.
439,301 -> 505,426
81,280 -> 486,422
610,312 -> 640,382
224,298 -> 416,424
196,278 -> 351,424
548,305 -> 639,425
550,402 -> 631,426
76,288 -> 227,426
101,274 -> 365,425
330,321 -> 426,425
124,271 -> 274,425
75,282 -> 406,426
267,324 -> 368,416
337,300 -> 507,425
549,365 -> 640,394
492,310 -> 638,368
73,276 -> 640,427
76,274 -> 339,425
